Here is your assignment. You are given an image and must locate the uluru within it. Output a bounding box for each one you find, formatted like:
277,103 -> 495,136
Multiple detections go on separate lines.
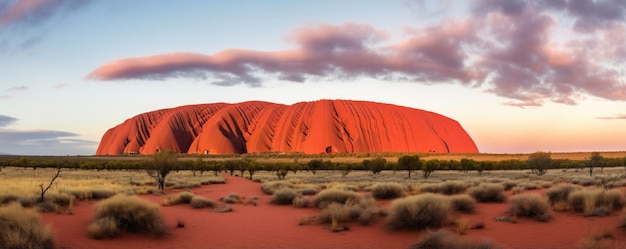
95,100 -> 478,155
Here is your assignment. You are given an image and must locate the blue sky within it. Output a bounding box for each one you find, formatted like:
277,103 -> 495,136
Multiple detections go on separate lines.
1,0 -> 626,155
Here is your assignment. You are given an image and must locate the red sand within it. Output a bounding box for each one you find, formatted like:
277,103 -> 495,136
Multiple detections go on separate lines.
42,177 -> 626,249
95,100 -> 478,155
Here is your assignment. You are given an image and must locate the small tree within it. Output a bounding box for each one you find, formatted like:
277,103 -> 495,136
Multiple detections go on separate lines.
397,154 -> 421,179
369,157 -> 387,174
307,159 -> 323,175
527,151 -> 551,176
339,163 -> 352,178
146,150 -> 179,191
247,163 -> 258,179
589,152 -> 604,176
237,158 -> 253,177
38,167 -> 62,203
460,158 -> 475,173
224,160 -> 237,176
422,159 -> 438,179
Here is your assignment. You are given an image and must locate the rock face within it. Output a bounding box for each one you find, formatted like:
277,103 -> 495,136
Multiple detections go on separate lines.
96,100 -> 478,155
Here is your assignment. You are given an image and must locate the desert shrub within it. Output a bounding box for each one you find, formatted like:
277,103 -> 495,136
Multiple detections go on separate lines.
508,194 -> 552,222
319,203 -> 348,227
468,183 -> 506,203
518,182 -> 538,190
448,194 -> 476,213
0,203 -> 55,249
212,205 -> 233,213
163,191 -> 195,206
417,183 -> 441,194
439,181 -> 469,195
313,189 -> 360,208
298,188 -> 319,195
90,189 -> 117,199
43,192 -> 73,207
387,193 -> 453,230
0,193 -> 19,205
87,216 -> 119,240
579,230 -> 615,249
418,181 -> 468,195
220,192 -> 242,204
511,186 -> 525,195
371,182 -> 404,199
190,196 -> 216,208
271,188 -> 301,205
293,196 -> 311,208
544,184 -> 580,205
318,196 -> 382,229
88,194 -> 167,239
409,229 -> 500,249
502,181 -> 518,191
18,196 -> 37,207
36,201 -> 60,213
200,177 -> 226,184
568,189 -> 625,216
346,196 -> 381,225
261,181 -> 294,195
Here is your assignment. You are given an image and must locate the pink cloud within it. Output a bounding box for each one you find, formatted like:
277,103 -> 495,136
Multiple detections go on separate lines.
0,0 -> 91,26
596,114 -> 626,120
88,1 -> 626,107
88,22 -> 481,86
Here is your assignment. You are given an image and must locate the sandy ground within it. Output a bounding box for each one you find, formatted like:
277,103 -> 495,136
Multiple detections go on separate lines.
41,175 -> 626,249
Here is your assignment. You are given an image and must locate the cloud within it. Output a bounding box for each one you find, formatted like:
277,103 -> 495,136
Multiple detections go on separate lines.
53,83 -> 67,89
0,0 -> 93,52
0,0 -> 91,26
88,0 -> 626,107
0,114 -> 18,127
0,129 -> 97,155
7,85 -> 27,91
596,114 -> 626,120
87,22 -> 482,87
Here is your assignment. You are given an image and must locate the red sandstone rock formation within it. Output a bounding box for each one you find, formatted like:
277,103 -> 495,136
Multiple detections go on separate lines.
95,100 -> 478,155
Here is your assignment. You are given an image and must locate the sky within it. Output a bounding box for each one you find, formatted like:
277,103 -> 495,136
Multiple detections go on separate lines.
1,0 -> 626,155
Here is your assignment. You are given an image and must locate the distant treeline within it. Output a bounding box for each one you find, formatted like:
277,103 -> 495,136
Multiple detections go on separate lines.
2,154 -> 625,179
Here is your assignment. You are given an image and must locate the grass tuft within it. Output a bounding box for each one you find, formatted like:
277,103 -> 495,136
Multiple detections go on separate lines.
261,181 -> 294,195
448,194 -> 476,213
87,194 -> 167,239
271,188 -> 301,205
508,194 -> 552,222
0,203 -> 55,248
370,182 -> 404,199
568,189 -> 624,216
409,229 -> 500,249
190,196 -> 217,208
468,183 -> 506,203
313,189 -> 360,208
544,184 -> 580,205
387,193 -> 453,230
